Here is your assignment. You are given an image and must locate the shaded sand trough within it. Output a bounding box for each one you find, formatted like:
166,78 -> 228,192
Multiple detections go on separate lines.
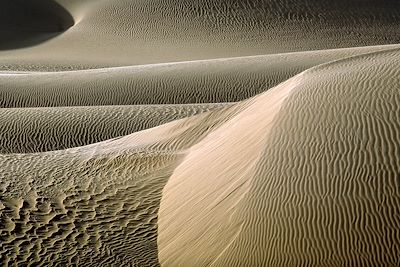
0,0 -> 74,50
1,0 -> 400,266
0,104 -> 228,153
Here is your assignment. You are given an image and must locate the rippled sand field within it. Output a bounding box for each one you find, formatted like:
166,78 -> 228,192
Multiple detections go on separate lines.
1,0 -> 400,266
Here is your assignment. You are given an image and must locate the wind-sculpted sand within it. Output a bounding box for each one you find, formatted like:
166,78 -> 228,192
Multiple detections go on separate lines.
1,45 -> 398,108
1,0 -> 400,266
1,0 -> 400,67
158,48 -> 400,266
0,104 -> 227,153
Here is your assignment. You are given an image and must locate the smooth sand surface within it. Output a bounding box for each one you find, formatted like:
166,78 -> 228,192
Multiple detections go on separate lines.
0,0 -> 400,266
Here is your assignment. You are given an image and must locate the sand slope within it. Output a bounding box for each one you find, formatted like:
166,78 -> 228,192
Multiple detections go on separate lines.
0,100 -> 244,266
158,49 -> 400,266
0,0 -> 400,266
0,104 -> 227,153
1,48 -> 399,266
0,0 -> 400,67
1,45 -> 398,108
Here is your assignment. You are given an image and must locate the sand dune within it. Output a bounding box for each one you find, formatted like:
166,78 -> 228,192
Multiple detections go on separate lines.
158,48 -> 400,266
1,49 -> 399,266
1,0 -> 400,266
0,100 -> 243,265
0,104 -> 227,153
1,0 -> 400,68
1,45 -> 399,108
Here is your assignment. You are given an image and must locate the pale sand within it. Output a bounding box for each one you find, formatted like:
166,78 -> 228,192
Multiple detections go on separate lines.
1,49 -> 399,266
1,0 -> 400,266
158,48 -> 400,266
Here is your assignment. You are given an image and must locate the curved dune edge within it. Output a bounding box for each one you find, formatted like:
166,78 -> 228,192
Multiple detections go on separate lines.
157,48 -> 400,266
0,103 -> 229,153
0,0 -> 400,265
0,45 -> 397,154
0,87 -> 252,265
0,47 -> 399,266
1,45 -> 398,108
0,48 -> 399,265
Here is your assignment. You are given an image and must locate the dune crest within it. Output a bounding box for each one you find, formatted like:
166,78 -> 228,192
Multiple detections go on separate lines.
1,0 -> 400,266
158,49 -> 400,266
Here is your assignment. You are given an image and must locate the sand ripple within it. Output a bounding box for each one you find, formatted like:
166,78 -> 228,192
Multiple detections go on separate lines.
158,49 -> 400,266
1,0 -> 400,266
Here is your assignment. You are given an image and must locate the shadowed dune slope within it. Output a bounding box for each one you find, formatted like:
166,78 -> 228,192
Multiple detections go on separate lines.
158,49 -> 400,266
0,104 -> 227,153
0,0 -> 74,50
0,0 -> 400,67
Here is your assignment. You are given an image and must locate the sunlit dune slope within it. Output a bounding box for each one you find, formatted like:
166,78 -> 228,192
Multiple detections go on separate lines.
0,97 -> 245,266
158,48 -> 400,266
1,47 -> 398,267
0,0 -> 399,266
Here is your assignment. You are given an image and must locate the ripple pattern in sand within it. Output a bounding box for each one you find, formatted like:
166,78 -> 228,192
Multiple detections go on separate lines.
0,149 -> 180,266
0,104 -> 227,153
158,49 -> 400,266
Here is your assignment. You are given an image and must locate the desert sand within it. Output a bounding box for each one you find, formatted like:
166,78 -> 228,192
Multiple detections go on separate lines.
0,0 -> 399,266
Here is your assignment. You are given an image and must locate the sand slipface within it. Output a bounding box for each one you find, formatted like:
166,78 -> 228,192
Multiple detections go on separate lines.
158,49 -> 400,266
0,0 -> 400,266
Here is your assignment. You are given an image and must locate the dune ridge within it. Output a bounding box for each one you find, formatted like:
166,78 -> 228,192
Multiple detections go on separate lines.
0,47 -> 399,266
1,0 -> 400,266
1,44 -> 399,108
0,104 -> 228,153
158,48 -> 400,266
0,95 -> 247,266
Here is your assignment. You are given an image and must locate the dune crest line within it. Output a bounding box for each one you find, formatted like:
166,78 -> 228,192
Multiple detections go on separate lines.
1,0 -> 400,266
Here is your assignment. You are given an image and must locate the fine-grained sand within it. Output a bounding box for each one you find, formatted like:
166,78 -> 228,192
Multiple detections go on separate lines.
158,48 -> 400,266
1,45 -> 398,108
1,0 -> 400,266
0,104 -> 227,153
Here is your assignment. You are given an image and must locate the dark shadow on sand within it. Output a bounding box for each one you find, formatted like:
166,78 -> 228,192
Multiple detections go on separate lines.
0,0 -> 74,50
